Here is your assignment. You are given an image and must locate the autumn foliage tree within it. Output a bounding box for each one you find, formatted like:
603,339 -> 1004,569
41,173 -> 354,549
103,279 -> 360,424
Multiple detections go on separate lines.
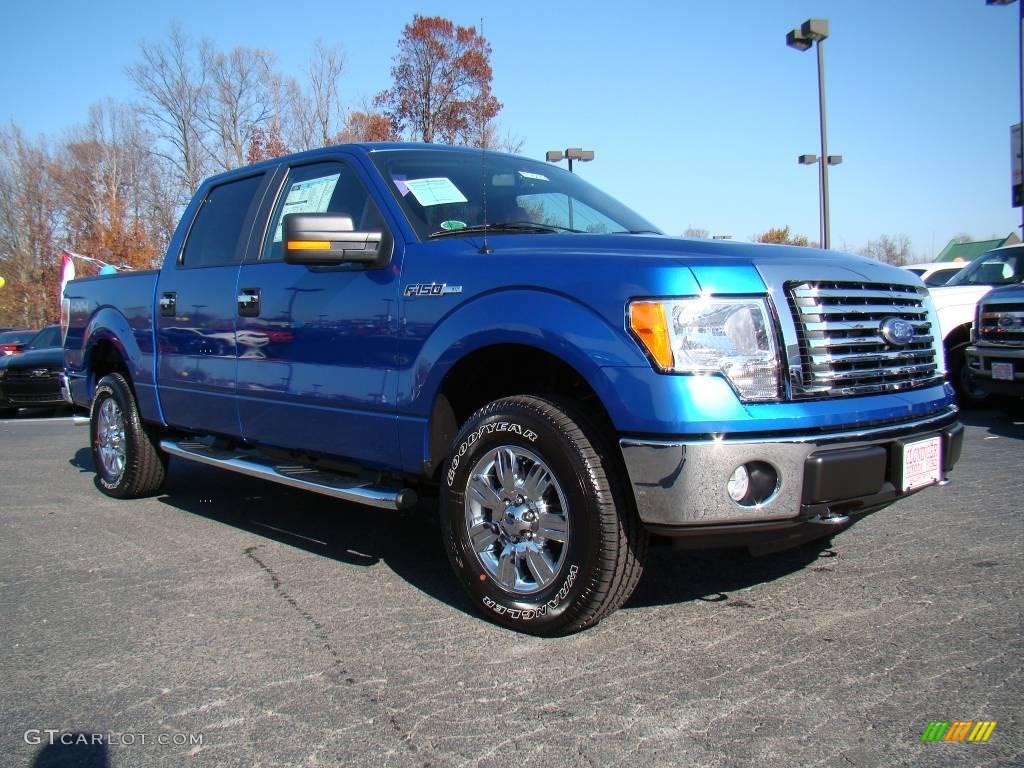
376,16 -> 501,146
754,226 -> 811,247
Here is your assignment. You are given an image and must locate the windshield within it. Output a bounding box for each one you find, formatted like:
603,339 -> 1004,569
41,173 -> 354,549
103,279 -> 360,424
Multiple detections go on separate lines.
945,248 -> 1024,287
27,326 -> 61,349
923,268 -> 961,287
0,330 -> 35,345
369,148 -> 660,241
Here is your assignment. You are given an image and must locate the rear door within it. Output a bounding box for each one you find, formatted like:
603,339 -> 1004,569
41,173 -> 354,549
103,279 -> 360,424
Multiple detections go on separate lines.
155,171 -> 269,436
234,156 -> 403,467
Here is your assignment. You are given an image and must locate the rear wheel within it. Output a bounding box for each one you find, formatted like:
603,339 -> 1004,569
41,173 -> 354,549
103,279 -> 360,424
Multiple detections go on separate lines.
440,395 -> 646,636
90,373 -> 166,498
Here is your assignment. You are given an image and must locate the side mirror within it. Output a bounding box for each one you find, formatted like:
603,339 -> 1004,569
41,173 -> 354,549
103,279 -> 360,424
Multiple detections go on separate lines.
283,213 -> 382,265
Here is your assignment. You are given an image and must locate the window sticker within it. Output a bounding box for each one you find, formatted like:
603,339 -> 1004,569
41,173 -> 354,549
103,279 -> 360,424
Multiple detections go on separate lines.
440,220 -> 466,231
392,174 -> 410,196
405,177 -> 468,207
518,171 -> 549,181
273,173 -> 340,242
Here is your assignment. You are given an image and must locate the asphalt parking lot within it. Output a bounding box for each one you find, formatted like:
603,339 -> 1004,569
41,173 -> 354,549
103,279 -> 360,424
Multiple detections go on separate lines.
1,408 -> 1021,768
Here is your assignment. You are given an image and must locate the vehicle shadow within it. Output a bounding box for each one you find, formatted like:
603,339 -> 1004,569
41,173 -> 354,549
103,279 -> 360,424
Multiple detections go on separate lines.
627,538 -> 835,609
30,736 -> 109,767
958,405 -> 1024,440
140,455 -> 841,622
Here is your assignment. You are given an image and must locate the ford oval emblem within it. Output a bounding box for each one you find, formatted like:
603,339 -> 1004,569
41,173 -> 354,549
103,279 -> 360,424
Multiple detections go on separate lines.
879,317 -> 915,346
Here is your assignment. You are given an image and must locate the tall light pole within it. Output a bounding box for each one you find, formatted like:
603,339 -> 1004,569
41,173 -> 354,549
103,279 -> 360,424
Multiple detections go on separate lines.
787,19 -> 838,249
988,0 -> 1024,232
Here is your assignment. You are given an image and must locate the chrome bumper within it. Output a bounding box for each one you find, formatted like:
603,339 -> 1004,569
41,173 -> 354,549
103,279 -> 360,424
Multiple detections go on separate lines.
620,408 -> 962,528
59,372 -> 74,405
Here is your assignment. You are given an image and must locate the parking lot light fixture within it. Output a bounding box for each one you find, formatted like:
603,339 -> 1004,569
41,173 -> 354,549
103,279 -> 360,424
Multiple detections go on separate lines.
546,147 -> 595,173
987,0 -> 1023,231
787,18 -> 836,249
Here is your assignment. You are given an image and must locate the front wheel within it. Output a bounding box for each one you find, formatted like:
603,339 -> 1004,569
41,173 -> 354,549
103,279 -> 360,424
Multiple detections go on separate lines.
947,342 -> 988,407
440,396 -> 647,636
90,373 -> 166,498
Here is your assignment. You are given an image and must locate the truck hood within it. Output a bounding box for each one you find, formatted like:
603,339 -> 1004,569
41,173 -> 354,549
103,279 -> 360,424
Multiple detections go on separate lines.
482,233 -> 916,291
0,346 -> 64,372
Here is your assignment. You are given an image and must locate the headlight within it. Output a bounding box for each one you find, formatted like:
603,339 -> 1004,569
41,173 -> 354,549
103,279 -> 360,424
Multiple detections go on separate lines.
629,297 -> 780,401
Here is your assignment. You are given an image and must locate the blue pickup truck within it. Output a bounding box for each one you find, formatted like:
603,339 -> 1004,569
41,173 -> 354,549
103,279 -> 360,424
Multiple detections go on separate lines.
62,143 -> 963,635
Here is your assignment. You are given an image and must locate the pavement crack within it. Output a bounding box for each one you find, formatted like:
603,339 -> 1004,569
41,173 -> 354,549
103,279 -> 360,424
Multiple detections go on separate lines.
243,545 -> 345,672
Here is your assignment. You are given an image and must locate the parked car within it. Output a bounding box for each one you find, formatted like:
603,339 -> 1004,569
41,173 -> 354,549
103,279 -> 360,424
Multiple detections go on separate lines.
0,325 -> 65,417
0,329 -> 37,356
63,143 -> 962,635
903,261 -> 968,287
966,284 -> 1024,411
929,244 -> 1024,404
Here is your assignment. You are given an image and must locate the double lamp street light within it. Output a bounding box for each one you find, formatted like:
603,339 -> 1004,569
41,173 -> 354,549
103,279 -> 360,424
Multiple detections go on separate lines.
787,18 -> 841,250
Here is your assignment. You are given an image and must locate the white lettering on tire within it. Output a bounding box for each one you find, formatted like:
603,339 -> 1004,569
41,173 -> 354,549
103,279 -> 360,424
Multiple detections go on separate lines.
481,565 -> 578,620
446,422 -> 538,486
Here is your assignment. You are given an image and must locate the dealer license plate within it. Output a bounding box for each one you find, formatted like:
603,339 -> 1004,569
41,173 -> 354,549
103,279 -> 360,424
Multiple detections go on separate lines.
901,436 -> 942,492
992,362 -> 1014,381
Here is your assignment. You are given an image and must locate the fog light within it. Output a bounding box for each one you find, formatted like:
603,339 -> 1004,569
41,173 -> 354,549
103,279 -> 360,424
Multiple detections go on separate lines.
727,465 -> 750,502
727,461 -> 780,507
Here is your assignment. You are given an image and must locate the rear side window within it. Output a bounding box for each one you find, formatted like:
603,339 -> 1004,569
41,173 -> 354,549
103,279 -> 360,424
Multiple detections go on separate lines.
182,174 -> 263,267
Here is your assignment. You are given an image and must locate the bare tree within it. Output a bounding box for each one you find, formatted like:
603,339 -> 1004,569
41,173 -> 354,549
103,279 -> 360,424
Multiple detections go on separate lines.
200,46 -> 277,171
861,234 -> 913,266
285,42 -> 346,151
127,24 -> 210,197
0,125 -> 59,326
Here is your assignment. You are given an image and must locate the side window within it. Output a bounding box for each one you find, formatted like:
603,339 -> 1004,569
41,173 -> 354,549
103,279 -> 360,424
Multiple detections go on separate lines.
181,174 -> 263,267
262,162 -> 385,262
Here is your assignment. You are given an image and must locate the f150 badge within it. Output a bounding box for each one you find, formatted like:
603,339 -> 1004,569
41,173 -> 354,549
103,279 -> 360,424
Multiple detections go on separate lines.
404,283 -> 463,297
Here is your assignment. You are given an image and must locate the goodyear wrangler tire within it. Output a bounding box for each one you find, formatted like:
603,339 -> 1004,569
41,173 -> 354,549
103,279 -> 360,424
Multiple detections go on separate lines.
440,396 -> 647,636
90,373 -> 166,499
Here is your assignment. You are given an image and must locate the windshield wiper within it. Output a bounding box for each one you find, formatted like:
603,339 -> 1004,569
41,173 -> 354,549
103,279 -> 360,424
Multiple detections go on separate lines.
610,229 -> 661,235
429,221 -> 583,238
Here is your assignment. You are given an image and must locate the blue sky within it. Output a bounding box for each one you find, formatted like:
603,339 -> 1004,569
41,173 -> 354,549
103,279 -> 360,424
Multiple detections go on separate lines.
2,0 -> 1019,258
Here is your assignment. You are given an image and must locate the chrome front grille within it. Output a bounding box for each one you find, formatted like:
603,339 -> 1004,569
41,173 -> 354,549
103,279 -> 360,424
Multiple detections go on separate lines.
786,281 -> 941,398
978,301 -> 1024,346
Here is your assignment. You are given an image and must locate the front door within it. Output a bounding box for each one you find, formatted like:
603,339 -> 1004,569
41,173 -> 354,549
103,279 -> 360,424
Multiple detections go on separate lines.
235,158 -> 402,468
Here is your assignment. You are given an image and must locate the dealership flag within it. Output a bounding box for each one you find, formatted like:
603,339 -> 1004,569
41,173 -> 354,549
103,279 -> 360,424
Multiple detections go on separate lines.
59,250 -> 76,304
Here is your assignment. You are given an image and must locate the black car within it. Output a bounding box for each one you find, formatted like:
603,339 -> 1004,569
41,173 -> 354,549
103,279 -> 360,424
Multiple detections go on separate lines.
0,329 -> 37,356
0,325 -> 66,417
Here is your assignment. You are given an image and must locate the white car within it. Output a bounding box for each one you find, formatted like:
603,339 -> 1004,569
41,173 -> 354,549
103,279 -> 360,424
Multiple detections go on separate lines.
928,244 -> 1024,403
903,261 -> 968,287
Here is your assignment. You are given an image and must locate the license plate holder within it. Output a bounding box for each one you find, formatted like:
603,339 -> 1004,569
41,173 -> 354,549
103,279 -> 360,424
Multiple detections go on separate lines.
992,362 -> 1014,381
898,435 -> 942,493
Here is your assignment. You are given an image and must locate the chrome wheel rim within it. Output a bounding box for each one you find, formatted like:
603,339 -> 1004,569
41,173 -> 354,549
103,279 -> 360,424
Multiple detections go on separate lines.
464,445 -> 569,595
96,398 -> 126,482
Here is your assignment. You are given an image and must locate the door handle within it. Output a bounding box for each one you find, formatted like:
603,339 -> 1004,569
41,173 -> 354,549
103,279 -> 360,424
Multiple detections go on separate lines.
159,292 -> 176,317
237,288 -> 261,317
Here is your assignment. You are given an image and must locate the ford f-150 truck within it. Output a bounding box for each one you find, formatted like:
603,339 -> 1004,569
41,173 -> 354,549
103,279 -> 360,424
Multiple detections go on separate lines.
63,143 -> 963,635
966,283 -> 1024,409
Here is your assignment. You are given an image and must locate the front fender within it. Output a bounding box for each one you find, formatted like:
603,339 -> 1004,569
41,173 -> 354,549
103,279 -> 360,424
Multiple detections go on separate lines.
399,288 -> 647,420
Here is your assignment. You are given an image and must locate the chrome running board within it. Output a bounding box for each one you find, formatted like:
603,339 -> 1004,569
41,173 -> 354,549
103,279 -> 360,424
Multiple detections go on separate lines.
159,439 -> 417,511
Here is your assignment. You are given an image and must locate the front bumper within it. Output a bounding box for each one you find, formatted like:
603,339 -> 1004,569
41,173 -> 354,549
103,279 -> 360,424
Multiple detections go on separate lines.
966,344 -> 1024,397
621,407 -> 963,531
0,370 -> 68,409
